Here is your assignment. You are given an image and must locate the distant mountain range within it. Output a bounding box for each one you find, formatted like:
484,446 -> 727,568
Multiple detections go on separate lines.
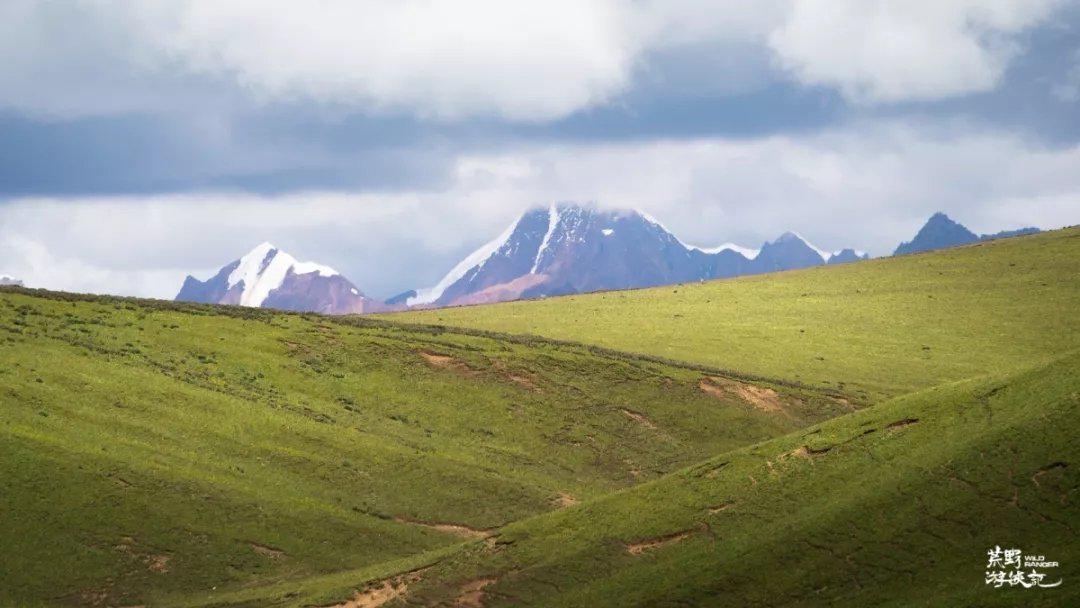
174,207 -> 1040,314
894,212 -> 1040,256
0,276 -> 22,287
390,204 -> 865,308
175,242 -> 386,314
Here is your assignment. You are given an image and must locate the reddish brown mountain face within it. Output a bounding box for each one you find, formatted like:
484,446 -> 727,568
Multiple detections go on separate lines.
402,204 -> 860,309
176,242 -> 387,314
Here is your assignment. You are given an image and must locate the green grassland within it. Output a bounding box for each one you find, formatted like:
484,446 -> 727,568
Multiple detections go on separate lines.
0,289 -> 847,607
390,351 -> 1080,607
390,227 -> 1080,400
3,228 -> 1078,607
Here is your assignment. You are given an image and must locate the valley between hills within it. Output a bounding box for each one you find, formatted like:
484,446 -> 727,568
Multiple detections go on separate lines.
2,227 -> 1077,607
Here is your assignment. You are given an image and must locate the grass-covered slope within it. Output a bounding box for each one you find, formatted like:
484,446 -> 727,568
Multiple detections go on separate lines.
0,290 -> 848,607
339,352 -> 1080,607
389,228 -> 1080,399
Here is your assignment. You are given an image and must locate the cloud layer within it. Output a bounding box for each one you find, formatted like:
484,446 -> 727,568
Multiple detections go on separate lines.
0,1 -> 1067,120
3,123 -> 1077,299
769,0 -> 1064,102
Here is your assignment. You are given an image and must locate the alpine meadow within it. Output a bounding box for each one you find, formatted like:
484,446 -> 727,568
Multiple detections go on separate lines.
4,2 -> 1080,607
1,227 -> 1076,606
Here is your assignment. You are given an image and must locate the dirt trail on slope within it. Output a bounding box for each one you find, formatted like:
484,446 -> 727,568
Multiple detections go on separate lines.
421,351 -> 541,391
885,417 -> 920,431
699,377 -> 791,416
626,530 -> 691,555
393,516 -> 495,539
492,360 -> 541,392
249,542 -> 285,558
625,524 -> 708,555
620,408 -> 658,429
420,352 -> 478,376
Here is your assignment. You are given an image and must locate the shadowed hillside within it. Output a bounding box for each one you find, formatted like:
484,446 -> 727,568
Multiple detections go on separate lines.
3,227 -> 1077,607
0,289 -> 847,607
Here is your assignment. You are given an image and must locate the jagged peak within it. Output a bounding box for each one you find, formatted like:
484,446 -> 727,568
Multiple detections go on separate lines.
769,231 -> 832,261
224,242 -> 339,307
407,214 -> 523,307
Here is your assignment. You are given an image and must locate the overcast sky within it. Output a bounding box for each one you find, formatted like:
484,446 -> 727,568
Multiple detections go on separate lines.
1,1 -> 1078,299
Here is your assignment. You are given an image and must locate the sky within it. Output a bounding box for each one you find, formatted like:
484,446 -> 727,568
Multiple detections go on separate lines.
1,0 -> 1078,299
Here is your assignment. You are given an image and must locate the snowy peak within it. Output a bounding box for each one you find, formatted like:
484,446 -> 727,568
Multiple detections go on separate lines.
226,242 -> 340,308
828,248 -> 870,265
774,232 -> 832,261
176,243 -> 379,315
752,231 -> 833,272
688,243 -> 760,260
406,203 -> 864,308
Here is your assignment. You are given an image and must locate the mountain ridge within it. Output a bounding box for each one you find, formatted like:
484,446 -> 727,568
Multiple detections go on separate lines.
404,203 -> 865,308
175,242 -> 386,314
172,208 -> 1041,314
894,211 -> 1040,255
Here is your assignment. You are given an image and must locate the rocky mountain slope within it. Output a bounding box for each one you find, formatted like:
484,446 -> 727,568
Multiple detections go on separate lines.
400,204 -> 864,308
894,212 -> 1039,255
175,242 -> 385,314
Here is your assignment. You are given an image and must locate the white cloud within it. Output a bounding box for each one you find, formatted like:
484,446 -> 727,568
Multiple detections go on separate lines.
768,0 -> 1063,102
0,0 -> 1063,120
4,123 -> 1078,299
125,1 -> 640,121
0,235 -> 205,299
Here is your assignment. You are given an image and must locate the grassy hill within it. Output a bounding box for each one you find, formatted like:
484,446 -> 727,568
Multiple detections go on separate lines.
368,351 -> 1080,607
389,228 -> 1080,400
3,228 -> 1078,607
0,289 -> 848,607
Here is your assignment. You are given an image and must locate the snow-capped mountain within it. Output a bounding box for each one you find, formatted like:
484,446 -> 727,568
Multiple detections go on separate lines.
175,242 -> 384,314
400,203 -> 862,308
828,248 -> 870,265
894,212 -> 1040,256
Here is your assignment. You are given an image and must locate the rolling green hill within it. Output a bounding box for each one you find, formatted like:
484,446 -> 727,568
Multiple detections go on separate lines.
3,227 -> 1077,607
389,228 -> 1080,400
362,351 -> 1080,607
0,289 -> 847,607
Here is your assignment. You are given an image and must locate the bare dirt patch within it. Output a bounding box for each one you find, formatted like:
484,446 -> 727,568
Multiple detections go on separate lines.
323,570 -> 425,608
552,492 -> 579,508
491,360 -> 542,392
620,408 -> 658,430
393,516 -> 494,539
885,418 -> 919,431
250,542 -> 286,559
699,377 -> 789,416
114,537 -> 170,574
704,462 -> 730,479
783,444 -> 832,461
419,352 -> 476,375
707,502 -> 735,514
146,555 -> 170,574
506,374 -> 539,391
453,578 -> 497,607
626,524 -> 705,555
